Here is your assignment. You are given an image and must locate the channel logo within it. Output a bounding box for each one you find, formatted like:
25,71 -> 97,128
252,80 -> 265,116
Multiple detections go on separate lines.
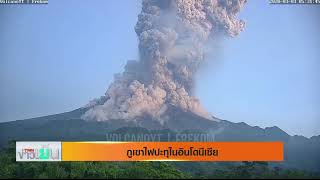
16,142 -> 61,162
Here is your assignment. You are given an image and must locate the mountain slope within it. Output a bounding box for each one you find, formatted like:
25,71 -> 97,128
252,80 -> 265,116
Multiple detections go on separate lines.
0,107 -> 319,172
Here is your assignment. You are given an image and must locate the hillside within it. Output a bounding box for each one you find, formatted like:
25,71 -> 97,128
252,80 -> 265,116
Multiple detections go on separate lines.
0,107 -> 319,172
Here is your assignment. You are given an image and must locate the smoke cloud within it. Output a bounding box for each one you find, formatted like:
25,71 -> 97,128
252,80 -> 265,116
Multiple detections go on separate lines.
82,0 -> 246,122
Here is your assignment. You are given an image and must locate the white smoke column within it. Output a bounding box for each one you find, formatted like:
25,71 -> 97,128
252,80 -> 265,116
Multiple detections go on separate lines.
83,0 -> 246,122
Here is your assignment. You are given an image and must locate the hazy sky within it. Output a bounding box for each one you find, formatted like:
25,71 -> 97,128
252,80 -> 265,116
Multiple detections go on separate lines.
0,0 -> 319,137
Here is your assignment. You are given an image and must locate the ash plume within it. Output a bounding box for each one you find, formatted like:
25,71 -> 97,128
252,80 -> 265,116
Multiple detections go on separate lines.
82,0 -> 246,122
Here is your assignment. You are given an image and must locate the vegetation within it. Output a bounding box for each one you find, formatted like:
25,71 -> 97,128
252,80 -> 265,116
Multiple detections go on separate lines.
1,142 -> 319,179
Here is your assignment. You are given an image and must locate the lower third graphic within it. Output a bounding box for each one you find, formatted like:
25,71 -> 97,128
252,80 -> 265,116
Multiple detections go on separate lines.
16,142 -> 61,162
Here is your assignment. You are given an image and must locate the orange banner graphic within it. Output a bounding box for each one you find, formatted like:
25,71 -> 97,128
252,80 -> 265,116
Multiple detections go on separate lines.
62,142 -> 284,162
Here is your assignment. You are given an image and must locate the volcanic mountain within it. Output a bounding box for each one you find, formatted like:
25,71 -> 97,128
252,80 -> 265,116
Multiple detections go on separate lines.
1,0 -> 319,173
0,106 -> 319,172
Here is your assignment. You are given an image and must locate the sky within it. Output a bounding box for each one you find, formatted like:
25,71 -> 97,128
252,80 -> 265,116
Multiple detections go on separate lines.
0,0 -> 319,137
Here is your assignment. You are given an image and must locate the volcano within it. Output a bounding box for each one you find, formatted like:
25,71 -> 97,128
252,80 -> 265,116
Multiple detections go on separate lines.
0,106 -> 319,172
1,0 -> 319,174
